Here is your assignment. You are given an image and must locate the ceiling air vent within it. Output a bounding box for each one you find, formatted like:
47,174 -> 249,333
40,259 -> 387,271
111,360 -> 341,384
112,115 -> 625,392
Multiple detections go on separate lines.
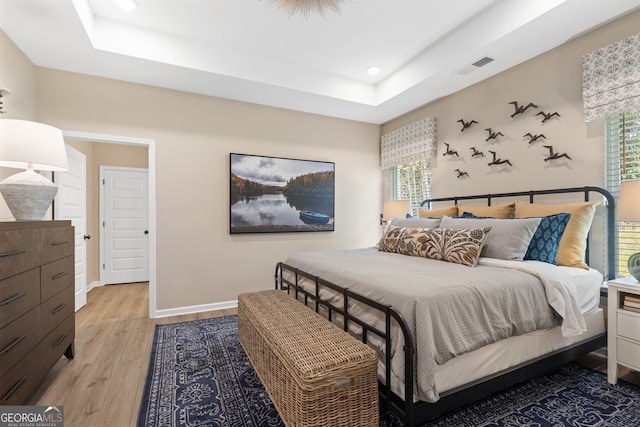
472,57 -> 495,68
455,56 -> 495,75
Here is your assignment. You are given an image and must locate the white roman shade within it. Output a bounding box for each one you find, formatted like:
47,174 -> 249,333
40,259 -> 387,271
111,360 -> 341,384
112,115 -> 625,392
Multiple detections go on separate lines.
583,32 -> 640,122
380,117 -> 436,169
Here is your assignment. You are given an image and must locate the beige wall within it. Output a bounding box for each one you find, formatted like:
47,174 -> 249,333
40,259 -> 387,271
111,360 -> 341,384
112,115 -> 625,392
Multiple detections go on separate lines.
64,140 -> 148,285
35,69 -> 381,311
0,29 -> 38,220
381,10 -> 640,201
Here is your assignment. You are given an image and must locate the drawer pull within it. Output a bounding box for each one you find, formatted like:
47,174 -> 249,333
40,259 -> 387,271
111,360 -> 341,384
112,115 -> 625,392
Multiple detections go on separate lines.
51,240 -> 69,246
0,292 -> 26,306
52,334 -> 68,349
51,271 -> 68,280
0,249 -> 26,258
0,335 -> 26,355
52,303 -> 68,314
0,377 -> 27,404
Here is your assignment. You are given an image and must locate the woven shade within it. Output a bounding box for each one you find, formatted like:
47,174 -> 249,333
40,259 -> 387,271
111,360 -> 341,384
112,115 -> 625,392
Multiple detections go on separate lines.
381,117 -> 436,169
583,32 -> 640,122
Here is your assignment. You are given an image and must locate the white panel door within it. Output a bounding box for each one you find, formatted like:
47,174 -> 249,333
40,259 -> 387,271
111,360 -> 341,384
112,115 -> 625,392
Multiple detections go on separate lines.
54,144 -> 87,311
102,167 -> 149,285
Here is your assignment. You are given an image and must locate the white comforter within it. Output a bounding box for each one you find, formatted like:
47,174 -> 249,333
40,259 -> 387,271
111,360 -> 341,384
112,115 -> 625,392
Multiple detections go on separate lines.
283,248 -> 585,403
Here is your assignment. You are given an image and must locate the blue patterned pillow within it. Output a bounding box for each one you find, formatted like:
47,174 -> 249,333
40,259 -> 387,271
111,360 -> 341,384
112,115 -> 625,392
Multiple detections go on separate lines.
524,213 -> 571,264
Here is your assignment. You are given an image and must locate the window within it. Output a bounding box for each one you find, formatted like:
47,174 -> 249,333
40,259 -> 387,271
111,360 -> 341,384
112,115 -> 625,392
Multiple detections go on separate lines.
604,109 -> 640,277
389,159 -> 432,216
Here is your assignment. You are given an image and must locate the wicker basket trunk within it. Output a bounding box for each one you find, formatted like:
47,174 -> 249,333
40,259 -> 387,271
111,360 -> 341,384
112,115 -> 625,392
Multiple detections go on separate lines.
238,290 -> 379,427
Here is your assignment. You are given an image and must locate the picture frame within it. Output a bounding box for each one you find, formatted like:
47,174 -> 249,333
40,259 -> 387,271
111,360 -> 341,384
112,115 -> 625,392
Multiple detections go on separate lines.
230,153 -> 335,234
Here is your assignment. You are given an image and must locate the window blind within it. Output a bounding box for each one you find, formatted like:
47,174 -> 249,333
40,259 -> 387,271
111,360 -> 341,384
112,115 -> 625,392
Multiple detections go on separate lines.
604,109 -> 640,276
389,160 -> 432,216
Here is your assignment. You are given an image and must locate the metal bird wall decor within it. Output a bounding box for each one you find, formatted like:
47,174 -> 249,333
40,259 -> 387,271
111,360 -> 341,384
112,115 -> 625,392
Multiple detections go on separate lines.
457,119 -> 478,132
455,169 -> 469,179
508,101 -> 538,118
443,143 -> 459,157
470,147 -> 485,158
484,128 -> 504,142
488,150 -> 512,166
524,133 -> 546,144
536,111 -> 561,123
543,145 -> 572,161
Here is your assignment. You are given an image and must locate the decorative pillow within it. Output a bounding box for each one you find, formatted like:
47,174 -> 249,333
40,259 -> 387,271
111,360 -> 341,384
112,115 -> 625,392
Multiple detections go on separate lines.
440,216 -> 541,261
456,203 -> 514,219
418,205 -> 458,218
514,200 -> 600,269
378,225 -> 407,253
524,213 -> 571,264
394,227 -> 491,267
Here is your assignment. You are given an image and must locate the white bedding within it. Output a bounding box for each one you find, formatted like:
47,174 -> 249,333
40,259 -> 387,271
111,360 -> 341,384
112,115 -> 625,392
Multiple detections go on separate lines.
283,247 -> 603,403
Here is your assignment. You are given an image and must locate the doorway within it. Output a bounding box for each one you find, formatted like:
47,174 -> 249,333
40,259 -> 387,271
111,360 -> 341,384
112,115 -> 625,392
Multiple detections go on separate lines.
60,131 -> 158,318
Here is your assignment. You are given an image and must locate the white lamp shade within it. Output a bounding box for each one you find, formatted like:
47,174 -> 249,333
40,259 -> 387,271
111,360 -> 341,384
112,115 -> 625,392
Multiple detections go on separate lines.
0,119 -> 68,171
383,200 -> 411,221
618,180 -> 640,222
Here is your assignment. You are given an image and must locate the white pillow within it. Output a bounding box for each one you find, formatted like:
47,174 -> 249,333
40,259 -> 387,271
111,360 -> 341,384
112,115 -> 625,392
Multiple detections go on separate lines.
389,217 -> 442,228
440,216 -> 541,261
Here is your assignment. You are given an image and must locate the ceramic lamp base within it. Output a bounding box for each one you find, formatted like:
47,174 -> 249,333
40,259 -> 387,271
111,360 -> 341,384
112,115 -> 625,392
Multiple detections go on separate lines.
0,170 -> 58,221
628,252 -> 640,281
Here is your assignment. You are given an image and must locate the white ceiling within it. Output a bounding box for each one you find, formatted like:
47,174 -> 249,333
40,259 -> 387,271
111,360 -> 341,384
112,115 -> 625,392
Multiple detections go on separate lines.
1,0 -> 638,124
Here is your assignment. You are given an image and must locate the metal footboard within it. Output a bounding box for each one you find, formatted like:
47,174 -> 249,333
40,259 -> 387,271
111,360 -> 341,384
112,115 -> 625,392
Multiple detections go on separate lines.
275,262 -> 417,426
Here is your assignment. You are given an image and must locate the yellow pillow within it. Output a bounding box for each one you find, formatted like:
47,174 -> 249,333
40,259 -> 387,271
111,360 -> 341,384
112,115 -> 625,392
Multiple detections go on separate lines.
514,200 -> 600,269
457,203 -> 514,219
418,205 -> 458,218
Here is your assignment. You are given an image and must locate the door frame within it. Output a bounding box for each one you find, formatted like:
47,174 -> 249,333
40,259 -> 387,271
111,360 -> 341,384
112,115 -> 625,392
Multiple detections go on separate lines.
61,130 -> 158,318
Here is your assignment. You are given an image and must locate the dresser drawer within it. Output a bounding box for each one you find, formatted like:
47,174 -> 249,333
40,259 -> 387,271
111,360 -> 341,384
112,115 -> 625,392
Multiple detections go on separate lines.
41,314 -> 74,372
41,285 -> 74,336
0,306 -> 41,378
618,311 -> 640,342
41,256 -> 74,301
40,226 -> 74,265
0,228 -> 40,279
0,346 -> 45,405
0,268 -> 40,327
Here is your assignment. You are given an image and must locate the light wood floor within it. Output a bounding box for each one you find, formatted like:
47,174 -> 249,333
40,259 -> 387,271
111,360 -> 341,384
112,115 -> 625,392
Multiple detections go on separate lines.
28,283 -> 639,427
28,283 -> 236,427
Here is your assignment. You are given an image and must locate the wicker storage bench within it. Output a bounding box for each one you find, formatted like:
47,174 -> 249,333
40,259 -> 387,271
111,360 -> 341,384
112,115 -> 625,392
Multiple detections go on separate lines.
238,290 -> 379,427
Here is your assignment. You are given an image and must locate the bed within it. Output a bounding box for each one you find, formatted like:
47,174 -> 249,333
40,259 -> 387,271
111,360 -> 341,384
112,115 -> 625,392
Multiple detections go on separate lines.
275,186 -> 614,426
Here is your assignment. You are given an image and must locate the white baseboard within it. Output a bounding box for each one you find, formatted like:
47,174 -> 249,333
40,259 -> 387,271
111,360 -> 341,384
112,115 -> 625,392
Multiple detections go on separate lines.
153,300 -> 238,319
87,281 -> 103,292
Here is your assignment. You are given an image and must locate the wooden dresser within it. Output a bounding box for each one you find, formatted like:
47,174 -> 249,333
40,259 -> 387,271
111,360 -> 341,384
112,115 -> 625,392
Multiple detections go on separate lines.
0,221 -> 75,405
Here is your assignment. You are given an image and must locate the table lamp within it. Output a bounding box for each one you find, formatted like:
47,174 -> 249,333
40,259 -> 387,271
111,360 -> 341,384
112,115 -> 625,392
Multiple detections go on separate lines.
0,119 -> 68,221
618,180 -> 640,280
381,200 -> 411,225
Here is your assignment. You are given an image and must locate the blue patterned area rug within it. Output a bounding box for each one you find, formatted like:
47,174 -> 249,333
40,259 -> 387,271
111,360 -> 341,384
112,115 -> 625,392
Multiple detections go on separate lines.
137,315 -> 640,427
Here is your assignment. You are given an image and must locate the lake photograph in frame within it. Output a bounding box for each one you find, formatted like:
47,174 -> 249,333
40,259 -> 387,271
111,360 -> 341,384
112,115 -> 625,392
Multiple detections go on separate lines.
230,153 -> 335,233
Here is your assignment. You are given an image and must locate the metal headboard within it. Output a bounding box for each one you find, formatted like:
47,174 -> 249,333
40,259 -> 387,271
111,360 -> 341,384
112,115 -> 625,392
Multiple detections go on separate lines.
420,186 -> 615,280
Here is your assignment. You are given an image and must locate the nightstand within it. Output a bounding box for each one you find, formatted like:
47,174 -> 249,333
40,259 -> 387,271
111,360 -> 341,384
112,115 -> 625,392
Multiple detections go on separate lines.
607,276 -> 640,384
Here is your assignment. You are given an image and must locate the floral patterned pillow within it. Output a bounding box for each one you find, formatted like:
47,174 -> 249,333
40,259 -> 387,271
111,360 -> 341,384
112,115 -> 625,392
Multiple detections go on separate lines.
379,226 -> 491,267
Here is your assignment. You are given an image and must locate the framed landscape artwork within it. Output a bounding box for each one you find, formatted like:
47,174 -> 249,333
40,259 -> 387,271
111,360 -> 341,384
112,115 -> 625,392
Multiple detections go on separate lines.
230,153 -> 335,234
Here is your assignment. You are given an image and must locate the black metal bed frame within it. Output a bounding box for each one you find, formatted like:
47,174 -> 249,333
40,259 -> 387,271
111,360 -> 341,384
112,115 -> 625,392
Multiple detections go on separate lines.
275,186 -> 615,426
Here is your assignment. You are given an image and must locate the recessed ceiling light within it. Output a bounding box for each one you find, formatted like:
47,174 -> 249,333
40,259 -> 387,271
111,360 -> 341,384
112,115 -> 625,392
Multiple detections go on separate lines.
116,0 -> 138,11
367,66 -> 381,76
